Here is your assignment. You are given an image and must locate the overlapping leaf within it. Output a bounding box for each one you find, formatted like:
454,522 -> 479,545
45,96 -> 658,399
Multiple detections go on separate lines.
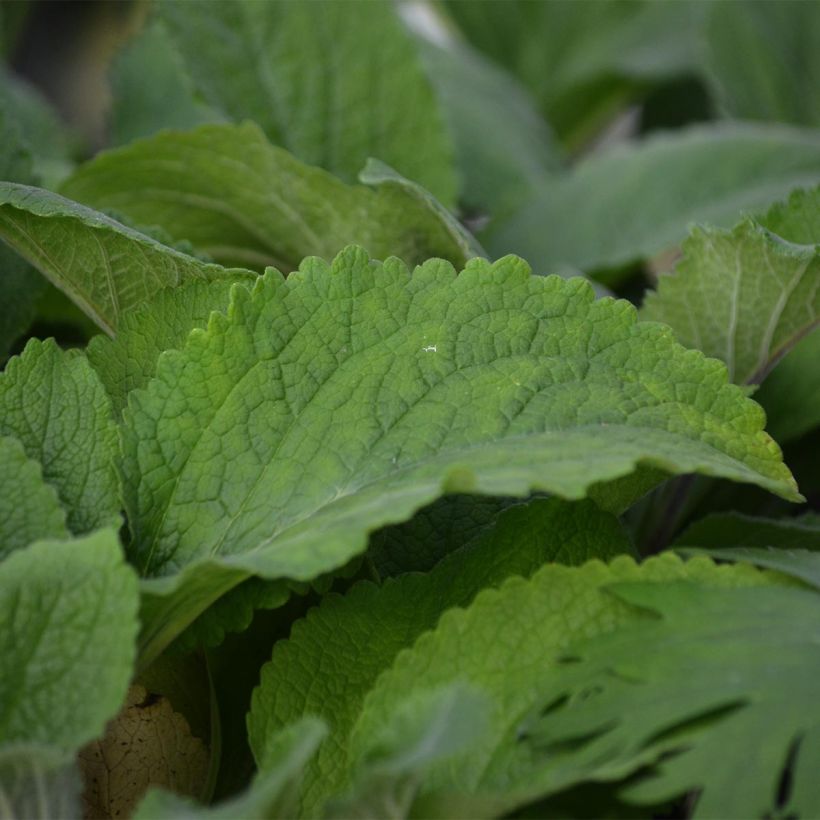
249,498 -> 632,812
0,339 -> 119,534
0,181 -> 250,334
124,246 -> 797,663
61,123 -> 479,273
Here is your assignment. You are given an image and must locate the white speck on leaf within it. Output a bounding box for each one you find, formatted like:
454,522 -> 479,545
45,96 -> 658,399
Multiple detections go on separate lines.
422,345 -> 437,353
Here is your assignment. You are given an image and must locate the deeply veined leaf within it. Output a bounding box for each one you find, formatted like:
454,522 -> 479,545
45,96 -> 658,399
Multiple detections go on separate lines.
132,718 -> 326,820
348,556 -> 784,812
157,0 -> 457,205
0,181 -> 252,334
0,435 -> 67,559
641,218 -> 820,384
248,498 -> 632,813
123,246 -> 797,661
87,279 -> 236,415
61,123 -> 479,273
513,581 -> 820,819
489,123 -> 820,279
0,339 -> 119,534
0,529 -> 139,752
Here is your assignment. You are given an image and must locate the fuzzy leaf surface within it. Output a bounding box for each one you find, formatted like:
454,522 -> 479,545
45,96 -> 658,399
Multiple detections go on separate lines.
490,124 -> 820,278
61,123 -> 477,273
349,556 -> 781,810
249,498 -> 632,812
0,435 -> 67,559
157,0 -> 456,204
0,339 -> 119,534
0,746 -> 82,820
515,581 -> 820,819
641,218 -> 820,384
123,247 -> 797,661
0,529 -> 139,752
0,181 -> 250,334
87,279 -> 236,415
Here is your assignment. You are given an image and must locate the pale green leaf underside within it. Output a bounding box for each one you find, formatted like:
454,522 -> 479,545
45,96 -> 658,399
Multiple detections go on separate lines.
61,123 -> 478,273
519,582 -> 820,819
0,745 -> 82,820
348,556 -> 784,812
0,181 -> 251,334
642,219 -> 820,384
123,247 -> 795,663
0,435 -> 67,559
489,123 -> 820,277
157,0 -> 457,205
133,718 -> 326,820
0,529 -> 139,752
0,339 -> 119,535
249,498 -> 632,813
87,279 -> 237,415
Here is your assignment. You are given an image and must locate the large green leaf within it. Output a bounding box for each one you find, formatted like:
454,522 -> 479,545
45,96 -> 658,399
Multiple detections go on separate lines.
489,123 -> 820,278
0,339 -> 119,534
641,218 -> 820,384
0,181 -> 251,334
704,1 -> 820,126
442,0 -> 701,148
87,278 -> 237,415
61,123 -> 479,273
249,498 -> 632,813
157,0 -> 456,205
124,246 -> 797,665
0,435 -> 67,559
0,529 -> 139,752
511,581 -> 820,819
348,556 -> 782,814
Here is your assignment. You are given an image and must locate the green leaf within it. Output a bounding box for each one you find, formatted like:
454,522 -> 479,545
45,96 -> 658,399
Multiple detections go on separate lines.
0,435 -> 67,559
704,1 -> 820,126
515,581 -> 820,819
489,123 -> 820,279
442,0 -> 701,148
132,718 -> 326,820
348,556 -> 782,811
0,529 -> 139,752
0,745 -> 82,820
0,181 -> 252,334
157,0 -> 457,205
249,497 -> 632,813
414,36 -> 562,219
109,20 -> 224,147
641,218 -> 820,384
326,685 -> 490,819
123,247 -> 797,660
61,123 -> 478,273
87,278 -> 237,415
0,339 -> 119,534
675,511 -> 820,590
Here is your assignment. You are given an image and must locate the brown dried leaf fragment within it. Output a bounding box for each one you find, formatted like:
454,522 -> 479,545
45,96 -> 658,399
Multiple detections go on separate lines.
79,684 -> 209,819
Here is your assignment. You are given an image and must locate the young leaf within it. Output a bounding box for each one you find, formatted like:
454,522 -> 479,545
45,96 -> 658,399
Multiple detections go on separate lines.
641,218 -> 820,384
489,123 -> 820,279
0,435 -> 67,559
0,181 -> 251,334
0,339 -> 119,534
61,123 -> 479,273
132,718 -> 326,820
516,582 -> 820,819
0,529 -> 139,752
87,278 -> 237,415
124,246 -> 798,659
156,0 -> 457,205
348,556 -> 782,810
248,498 -> 632,813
